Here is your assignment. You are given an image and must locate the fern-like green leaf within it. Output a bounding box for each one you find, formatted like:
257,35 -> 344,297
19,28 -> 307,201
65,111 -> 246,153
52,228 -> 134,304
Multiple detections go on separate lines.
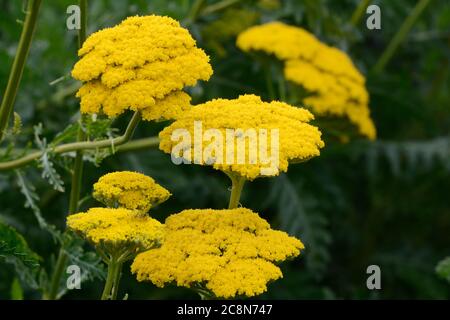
50,122 -> 80,146
33,124 -> 65,192
54,233 -> 106,299
364,136 -> 450,177
265,174 -> 331,276
0,221 -> 40,271
15,170 -> 62,242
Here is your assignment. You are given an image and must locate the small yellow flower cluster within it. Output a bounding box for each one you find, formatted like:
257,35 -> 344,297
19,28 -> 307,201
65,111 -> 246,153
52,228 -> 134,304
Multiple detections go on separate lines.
93,171 -> 171,212
237,22 -> 376,140
67,208 -> 164,252
72,15 -> 213,121
158,94 -> 324,180
131,208 -> 303,298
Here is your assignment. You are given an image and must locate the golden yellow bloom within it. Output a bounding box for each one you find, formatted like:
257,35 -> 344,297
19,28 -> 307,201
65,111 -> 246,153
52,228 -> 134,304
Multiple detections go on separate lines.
236,22 -> 376,140
237,22 -> 322,61
131,208 -> 303,298
93,171 -> 171,212
67,207 -> 164,253
72,15 -> 213,120
158,94 -> 324,180
284,58 -> 376,140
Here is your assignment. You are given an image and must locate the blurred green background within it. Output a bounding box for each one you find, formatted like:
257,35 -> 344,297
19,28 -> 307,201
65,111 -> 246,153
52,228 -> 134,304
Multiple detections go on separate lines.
0,0 -> 449,299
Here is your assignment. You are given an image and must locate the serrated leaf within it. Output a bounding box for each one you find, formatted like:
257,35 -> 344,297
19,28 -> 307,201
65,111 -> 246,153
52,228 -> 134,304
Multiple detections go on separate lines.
0,221 -> 41,290
50,122 -> 80,146
54,233 -> 106,299
84,116 -> 115,140
15,170 -> 62,242
266,174 -> 331,276
364,137 -> 450,177
33,124 -> 65,192
12,112 -> 22,135
39,151 -> 65,192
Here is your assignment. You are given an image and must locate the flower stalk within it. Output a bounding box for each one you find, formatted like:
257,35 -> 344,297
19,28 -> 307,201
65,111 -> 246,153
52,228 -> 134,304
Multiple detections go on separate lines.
46,0 -> 89,300
0,0 -> 42,142
98,243 -> 147,300
350,0 -> 371,26
373,0 -> 432,73
45,112 -> 141,300
227,173 -> 246,209
101,258 -> 123,300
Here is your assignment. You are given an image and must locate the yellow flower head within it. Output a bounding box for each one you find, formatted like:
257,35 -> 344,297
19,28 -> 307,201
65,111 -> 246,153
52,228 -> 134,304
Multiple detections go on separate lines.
131,208 -> 304,298
67,207 -> 164,254
93,171 -> 171,212
158,94 -> 324,180
237,22 -> 376,140
237,22 -> 322,61
72,15 -> 213,121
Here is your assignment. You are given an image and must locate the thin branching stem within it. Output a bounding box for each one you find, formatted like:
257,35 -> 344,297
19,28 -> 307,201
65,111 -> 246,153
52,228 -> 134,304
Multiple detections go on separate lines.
47,1 -> 88,300
350,0 -> 371,26
199,0 -> 240,17
0,111 -> 142,171
373,0 -> 432,73
0,0 -> 42,142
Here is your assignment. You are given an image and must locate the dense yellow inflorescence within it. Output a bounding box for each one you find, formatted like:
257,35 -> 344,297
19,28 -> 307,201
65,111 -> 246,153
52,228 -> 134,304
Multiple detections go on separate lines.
131,208 -> 304,298
72,15 -> 213,120
237,22 -> 376,140
67,207 -> 164,252
93,171 -> 171,212
158,94 -> 324,180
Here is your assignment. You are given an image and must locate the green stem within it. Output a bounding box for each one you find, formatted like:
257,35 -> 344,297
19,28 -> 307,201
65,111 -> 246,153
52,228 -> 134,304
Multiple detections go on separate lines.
101,260 -> 117,300
227,173 -> 246,209
68,128 -> 86,214
111,261 -> 123,300
68,0 -> 88,216
115,136 -> 159,153
0,111 -> 142,171
0,0 -> 42,142
46,1 -> 89,300
101,257 -> 123,300
350,0 -> 371,26
0,135 -> 159,161
78,0 -> 88,48
44,113 -> 139,299
44,249 -> 67,300
186,0 -> 206,24
199,0 -> 241,17
373,0 -> 432,73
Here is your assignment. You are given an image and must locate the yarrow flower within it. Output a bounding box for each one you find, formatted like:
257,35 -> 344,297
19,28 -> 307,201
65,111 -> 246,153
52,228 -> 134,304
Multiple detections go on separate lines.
93,171 -> 171,212
237,22 -> 376,140
67,171 -> 169,300
72,15 -> 213,121
158,94 -> 324,180
67,207 -> 164,256
131,208 -> 303,298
